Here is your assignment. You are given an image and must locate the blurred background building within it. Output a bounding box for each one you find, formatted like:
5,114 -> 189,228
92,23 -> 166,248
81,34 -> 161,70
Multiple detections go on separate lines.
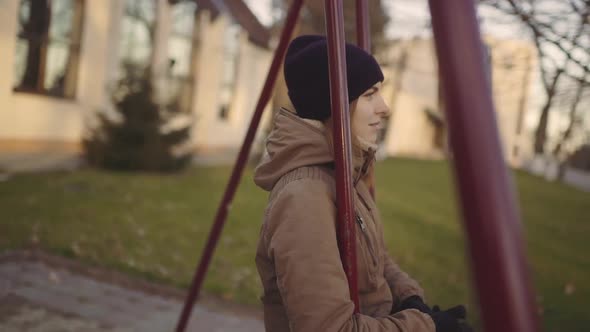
0,0 -> 587,182
377,37 -> 537,167
0,0 -> 273,169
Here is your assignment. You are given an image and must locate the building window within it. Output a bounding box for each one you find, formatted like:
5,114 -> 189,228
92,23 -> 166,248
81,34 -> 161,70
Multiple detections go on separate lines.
119,0 -> 156,72
218,21 -> 241,121
13,0 -> 84,98
166,1 -> 198,113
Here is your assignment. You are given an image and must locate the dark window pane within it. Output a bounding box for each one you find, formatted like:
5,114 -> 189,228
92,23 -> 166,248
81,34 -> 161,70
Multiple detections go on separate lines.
119,0 -> 156,69
49,0 -> 74,42
14,0 -> 50,90
168,36 -> 193,77
13,0 -> 82,97
218,22 -> 240,112
17,0 -> 32,36
166,1 -> 197,112
171,1 -> 196,37
44,42 -> 71,96
168,1 -> 196,77
13,39 -> 30,87
166,76 -> 193,113
221,22 -> 240,86
219,105 -> 229,120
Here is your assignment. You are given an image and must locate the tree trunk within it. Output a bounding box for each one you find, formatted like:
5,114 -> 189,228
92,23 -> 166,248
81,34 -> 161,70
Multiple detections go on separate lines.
553,76 -> 587,181
557,160 -> 568,181
534,69 -> 563,154
533,102 -> 550,154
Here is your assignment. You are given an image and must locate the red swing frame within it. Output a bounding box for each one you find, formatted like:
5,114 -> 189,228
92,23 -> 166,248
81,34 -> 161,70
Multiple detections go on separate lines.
176,1 -> 540,331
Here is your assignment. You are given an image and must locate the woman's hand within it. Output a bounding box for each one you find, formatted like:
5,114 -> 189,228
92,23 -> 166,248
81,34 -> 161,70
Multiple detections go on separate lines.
396,295 -> 433,314
429,305 -> 473,332
393,297 -> 474,332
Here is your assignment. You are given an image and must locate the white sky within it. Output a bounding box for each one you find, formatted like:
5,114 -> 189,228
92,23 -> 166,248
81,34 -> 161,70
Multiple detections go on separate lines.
243,0 -> 275,27
243,0 -> 526,40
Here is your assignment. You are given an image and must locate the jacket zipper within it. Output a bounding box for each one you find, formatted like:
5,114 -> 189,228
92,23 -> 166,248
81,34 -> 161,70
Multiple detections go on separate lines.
356,214 -> 377,266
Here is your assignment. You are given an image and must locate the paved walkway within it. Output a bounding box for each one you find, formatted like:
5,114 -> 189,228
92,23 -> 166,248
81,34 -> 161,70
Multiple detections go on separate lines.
0,258 -> 264,332
0,152 -> 81,173
0,149 -> 244,173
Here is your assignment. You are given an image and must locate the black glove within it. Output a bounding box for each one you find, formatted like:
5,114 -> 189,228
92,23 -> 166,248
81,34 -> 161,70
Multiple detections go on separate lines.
394,298 -> 472,332
397,295 -> 433,314
430,305 -> 468,332
458,321 -> 474,332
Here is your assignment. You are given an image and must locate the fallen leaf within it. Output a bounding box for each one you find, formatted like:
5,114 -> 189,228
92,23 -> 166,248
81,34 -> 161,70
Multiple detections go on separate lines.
136,227 -> 146,237
48,271 -> 60,284
222,292 -> 234,300
564,282 -> 575,295
447,273 -> 458,283
127,258 -> 136,267
157,265 -> 169,276
171,253 -> 182,262
71,242 -> 82,256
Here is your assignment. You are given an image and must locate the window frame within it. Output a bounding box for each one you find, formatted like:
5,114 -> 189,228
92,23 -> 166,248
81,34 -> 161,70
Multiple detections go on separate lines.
13,0 -> 85,99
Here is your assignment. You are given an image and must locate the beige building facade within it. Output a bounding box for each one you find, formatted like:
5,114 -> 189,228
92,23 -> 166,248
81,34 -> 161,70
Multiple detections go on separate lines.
0,0 -> 272,167
0,0 -> 538,170
378,37 -> 537,167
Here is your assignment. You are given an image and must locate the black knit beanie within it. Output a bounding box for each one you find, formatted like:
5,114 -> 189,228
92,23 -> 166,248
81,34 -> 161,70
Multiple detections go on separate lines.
284,35 -> 384,121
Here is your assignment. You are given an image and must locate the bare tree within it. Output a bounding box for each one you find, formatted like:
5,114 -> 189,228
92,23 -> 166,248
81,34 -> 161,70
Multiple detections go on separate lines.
553,77 -> 589,156
480,0 -> 590,155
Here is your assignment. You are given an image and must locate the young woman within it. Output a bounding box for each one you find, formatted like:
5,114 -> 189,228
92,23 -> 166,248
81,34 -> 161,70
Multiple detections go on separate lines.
254,35 -> 467,332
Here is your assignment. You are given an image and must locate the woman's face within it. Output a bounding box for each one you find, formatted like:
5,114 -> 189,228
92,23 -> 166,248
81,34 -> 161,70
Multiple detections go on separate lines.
351,83 -> 390,144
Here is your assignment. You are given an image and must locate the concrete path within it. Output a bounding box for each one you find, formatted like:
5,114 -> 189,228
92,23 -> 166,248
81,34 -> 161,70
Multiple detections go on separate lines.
0,258 -> 264,332
0,150 -> 245,172
0,152 -> 81,173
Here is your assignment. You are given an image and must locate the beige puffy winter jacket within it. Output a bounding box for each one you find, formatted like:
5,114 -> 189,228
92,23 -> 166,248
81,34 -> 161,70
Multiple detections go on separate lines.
254,108 -> 435,332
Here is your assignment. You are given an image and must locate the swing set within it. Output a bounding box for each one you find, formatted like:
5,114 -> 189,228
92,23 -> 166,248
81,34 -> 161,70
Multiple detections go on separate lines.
175,1 -> 540,331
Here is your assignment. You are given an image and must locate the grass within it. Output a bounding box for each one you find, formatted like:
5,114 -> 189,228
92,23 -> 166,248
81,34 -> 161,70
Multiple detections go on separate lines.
1,158 -> 588,331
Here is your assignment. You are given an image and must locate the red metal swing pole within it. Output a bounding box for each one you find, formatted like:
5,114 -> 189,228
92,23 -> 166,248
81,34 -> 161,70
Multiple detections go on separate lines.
354,0 -> 377,199
174,1 -> 304,331
325,0 -> 360,313
428,1 -> 540,331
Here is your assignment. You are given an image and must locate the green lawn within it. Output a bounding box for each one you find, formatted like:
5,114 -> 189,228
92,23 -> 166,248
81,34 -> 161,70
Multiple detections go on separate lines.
1,158 -> 588,331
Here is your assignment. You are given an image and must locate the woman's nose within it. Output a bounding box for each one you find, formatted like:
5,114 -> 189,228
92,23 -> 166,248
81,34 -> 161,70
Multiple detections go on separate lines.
376,96 -> 391,118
